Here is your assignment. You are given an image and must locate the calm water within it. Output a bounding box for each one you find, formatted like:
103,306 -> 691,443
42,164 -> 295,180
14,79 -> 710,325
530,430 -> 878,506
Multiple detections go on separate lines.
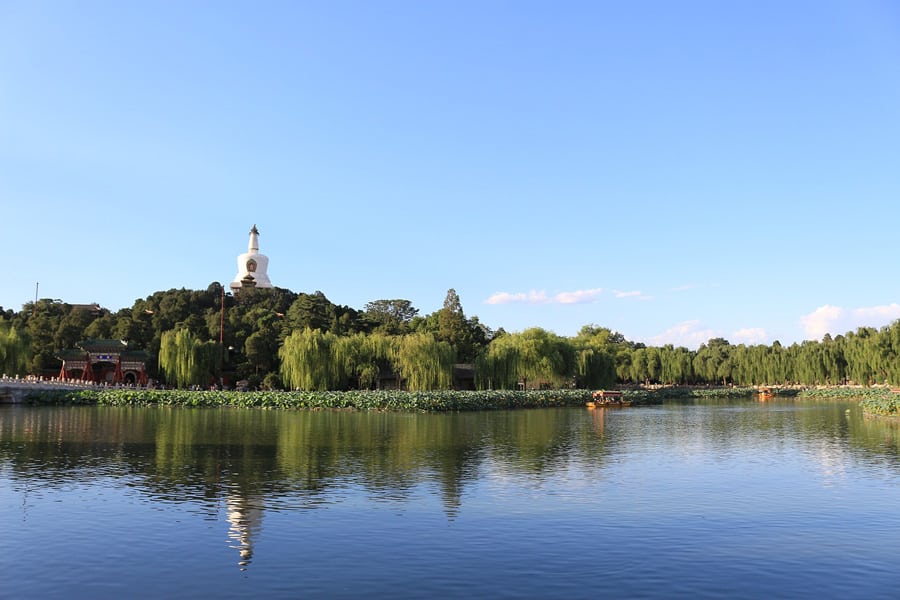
3,399 -> 900,599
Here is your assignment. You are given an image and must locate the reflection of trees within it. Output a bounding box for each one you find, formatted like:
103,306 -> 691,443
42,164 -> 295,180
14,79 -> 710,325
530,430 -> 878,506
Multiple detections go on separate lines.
19,401 -> 900,571
0,406 -> 158,481
0,406 -> 609,517
15,401 -> 900,509
772,399 -> 900,474
607,399 -> 900,479
849,413 -> 900,462
485,410 -> 591,473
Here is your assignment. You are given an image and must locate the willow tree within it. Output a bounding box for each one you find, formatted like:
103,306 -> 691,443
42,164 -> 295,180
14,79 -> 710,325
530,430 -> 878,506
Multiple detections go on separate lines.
477,328 -> 573,390
615,346 -> 634,382
279,328 -> 344,390
390,333 -> 455,391
332,332 -> 392,390
886,322 -> 900,385
159,328 -> 221,388
818,336 -> 846,385
574,346 -> 616,389
519,328 -> 574,388
658,344 -> 693,385
839,328 -> 880,385
476,334 -> 519,389
570,327 -> 616,389
0,323 -> 29,376
693,338 -> 732,385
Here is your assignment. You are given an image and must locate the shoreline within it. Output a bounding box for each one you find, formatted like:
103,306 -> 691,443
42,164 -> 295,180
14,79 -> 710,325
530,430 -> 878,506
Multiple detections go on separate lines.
16,385 -> 899,415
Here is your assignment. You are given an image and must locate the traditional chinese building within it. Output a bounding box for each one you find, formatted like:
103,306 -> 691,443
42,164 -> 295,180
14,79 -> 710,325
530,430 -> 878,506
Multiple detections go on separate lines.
56,339 -> 150,385
230,225 -> 273,292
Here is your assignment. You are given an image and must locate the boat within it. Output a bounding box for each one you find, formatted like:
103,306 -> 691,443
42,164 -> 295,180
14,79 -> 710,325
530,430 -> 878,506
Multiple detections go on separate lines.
758,387 -> 775,400
587,390 -> 631,408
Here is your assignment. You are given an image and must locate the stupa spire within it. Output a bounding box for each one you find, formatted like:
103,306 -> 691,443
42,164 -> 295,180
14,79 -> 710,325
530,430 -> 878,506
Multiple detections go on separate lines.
230,224 -> 273,292
248,224 -> 260,253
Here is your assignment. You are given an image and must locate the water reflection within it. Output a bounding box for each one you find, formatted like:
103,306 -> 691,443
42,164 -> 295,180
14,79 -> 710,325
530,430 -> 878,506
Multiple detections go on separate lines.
2,400 -> 899,577
0,405 -> 603,569
225,492 -> 263,570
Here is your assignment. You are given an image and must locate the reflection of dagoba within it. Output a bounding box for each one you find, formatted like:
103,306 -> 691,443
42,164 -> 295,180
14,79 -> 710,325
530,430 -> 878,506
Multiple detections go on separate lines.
225,494 -> 265,570
230,225 -> 273,292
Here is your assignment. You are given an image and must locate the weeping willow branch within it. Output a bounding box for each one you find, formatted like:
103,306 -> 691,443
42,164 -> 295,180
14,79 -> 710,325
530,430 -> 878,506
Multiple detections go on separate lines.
279,328 -> 343,390
390,333 -> 455,391
279,329 -> 455,391
0,323 -> 29,376
159,328 -> 221,388
476,328 -> 574,390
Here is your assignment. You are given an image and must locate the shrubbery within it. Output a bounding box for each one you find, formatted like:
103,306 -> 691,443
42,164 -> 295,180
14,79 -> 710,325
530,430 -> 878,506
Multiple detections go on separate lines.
25,385 -> 900,416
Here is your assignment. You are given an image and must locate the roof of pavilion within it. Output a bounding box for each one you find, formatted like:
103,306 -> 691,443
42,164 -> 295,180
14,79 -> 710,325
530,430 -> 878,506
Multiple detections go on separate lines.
55,349 -> 89,361
76,339 -> 129,352
56,339 -> 151,361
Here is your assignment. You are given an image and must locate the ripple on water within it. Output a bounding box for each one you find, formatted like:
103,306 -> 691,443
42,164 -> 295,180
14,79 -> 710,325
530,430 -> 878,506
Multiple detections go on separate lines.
4,402 -> 900,598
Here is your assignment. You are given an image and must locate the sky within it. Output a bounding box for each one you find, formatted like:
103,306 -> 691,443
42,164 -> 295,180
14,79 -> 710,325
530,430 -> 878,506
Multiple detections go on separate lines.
2,1 -> 900,349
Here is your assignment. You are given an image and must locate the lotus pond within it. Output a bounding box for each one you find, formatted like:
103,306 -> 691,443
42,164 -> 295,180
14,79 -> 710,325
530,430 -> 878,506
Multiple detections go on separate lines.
3,397 -> 900,598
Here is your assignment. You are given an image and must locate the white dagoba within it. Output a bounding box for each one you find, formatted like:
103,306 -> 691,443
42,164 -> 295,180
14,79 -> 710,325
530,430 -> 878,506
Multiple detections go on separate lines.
230,225 -> 273,292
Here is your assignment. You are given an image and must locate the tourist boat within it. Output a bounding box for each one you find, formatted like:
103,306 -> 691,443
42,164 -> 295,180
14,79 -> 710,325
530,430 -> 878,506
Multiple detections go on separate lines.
758,387 -> 775,400
587,390 -> 630,408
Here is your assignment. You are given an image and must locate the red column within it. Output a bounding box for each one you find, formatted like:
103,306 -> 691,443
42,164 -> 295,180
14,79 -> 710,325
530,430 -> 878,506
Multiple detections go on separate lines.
114,356 -> 124,384
81,358 -> 93,382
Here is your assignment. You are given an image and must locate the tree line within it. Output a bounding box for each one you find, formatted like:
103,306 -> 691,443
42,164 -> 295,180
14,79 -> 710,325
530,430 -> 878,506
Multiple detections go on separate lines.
2,283 -> 900,390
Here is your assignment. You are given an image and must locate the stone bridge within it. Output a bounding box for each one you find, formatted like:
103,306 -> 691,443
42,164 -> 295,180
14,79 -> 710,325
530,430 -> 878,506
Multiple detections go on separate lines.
0,377 -> 95,403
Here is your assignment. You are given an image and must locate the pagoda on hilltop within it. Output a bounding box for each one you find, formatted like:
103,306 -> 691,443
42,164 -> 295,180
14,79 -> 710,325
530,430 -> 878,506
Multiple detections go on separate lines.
230,225 -> 273,292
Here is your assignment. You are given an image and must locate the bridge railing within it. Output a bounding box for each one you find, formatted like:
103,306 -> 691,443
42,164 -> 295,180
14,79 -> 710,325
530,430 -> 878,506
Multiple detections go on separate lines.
0,374 -> 152,391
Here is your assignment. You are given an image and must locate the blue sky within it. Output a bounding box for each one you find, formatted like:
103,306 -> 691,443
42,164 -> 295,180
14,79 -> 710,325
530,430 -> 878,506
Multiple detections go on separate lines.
3,1 -> 900,348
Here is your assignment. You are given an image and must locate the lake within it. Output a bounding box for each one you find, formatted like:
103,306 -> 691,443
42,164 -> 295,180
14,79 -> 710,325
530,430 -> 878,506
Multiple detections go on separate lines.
3,399 -> 900,599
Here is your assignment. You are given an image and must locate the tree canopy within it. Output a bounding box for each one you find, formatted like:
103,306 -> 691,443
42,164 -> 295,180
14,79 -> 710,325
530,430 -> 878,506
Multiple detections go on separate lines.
5,283 -> 900,391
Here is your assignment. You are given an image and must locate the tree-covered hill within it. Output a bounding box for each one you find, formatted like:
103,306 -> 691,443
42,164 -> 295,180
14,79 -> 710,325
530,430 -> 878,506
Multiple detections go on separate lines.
2,284 -> 900,391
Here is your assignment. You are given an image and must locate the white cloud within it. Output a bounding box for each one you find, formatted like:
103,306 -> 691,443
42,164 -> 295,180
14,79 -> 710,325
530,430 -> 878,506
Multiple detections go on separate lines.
484,288 -> 603,305
800,305 -> 843,340
732,327 -> 768,345
613,289 -> 652,301
554,288 -> 604,304
485,290 -> 548,305
800,303 -> 900,340
643,320 -> 721,349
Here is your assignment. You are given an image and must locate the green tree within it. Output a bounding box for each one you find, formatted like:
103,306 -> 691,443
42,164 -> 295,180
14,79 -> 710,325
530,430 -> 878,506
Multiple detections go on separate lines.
24,299 -> 68,373
693,338 -> 731,385
477,328 -> 574,390
244,329 -> 278,375
0,322 -> 29,376
158,328 -> 222,388
390,333 -> 456,391
573,345 -> 616,389
279,328 -> 344,390
418,290 -> 490,363
437,289 -> 467,347
333,332 -> 392,390
362,299 -> 419,335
